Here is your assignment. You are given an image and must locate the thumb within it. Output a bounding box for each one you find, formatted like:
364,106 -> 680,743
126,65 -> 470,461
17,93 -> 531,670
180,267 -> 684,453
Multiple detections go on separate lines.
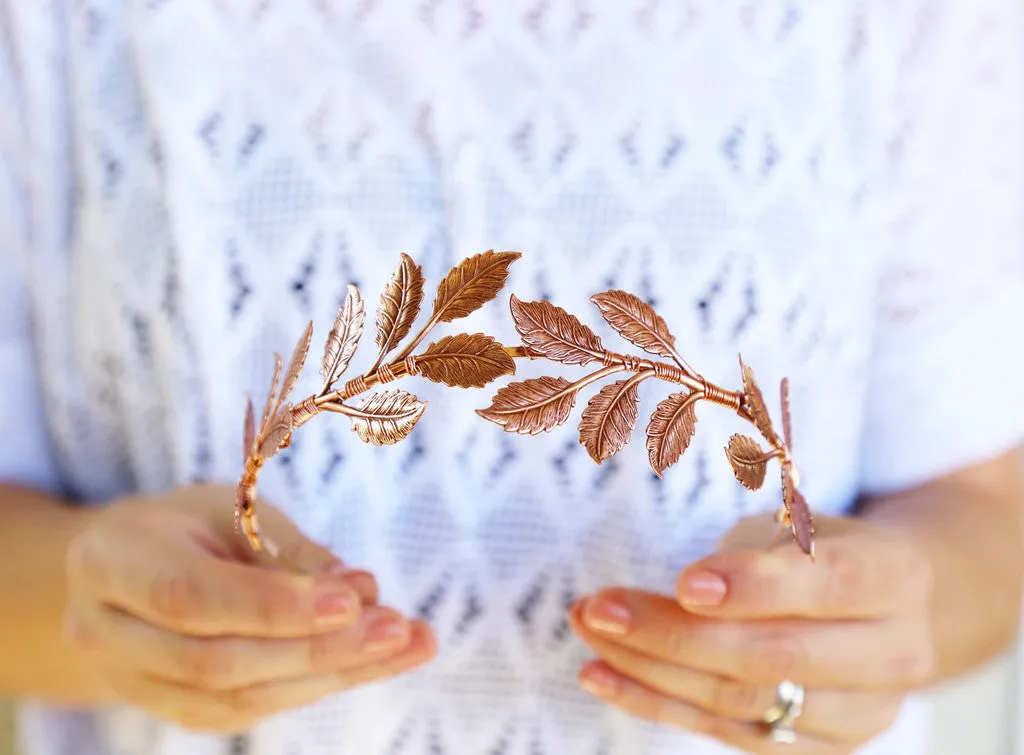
254,512 -> 379,606
714,512 -> 779,554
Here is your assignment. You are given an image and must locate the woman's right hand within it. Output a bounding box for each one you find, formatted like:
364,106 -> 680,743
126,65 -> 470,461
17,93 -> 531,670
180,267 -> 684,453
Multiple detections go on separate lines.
63,484 -> 435,733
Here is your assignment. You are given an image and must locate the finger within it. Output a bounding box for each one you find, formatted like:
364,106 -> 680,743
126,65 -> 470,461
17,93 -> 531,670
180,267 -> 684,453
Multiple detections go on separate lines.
107,622 -> 436,734
570,604 -> 905,744
677,524 -> 932,620
68,596 -> 417,691
68,531 -> 364,638
578,661 -> 847,755
576,590 -> 934,690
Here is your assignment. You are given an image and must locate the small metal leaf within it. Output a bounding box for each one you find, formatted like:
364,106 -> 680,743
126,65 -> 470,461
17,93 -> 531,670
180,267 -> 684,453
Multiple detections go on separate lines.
260,353 -> 283,431
321,285 -> 365,387
278,321 -> 314,411
590,290 -> 678,359
477,376 -> 578,435
646,392 -> 699,478
375,253 -> 425,356
739,355 -> 776,442
258,405 -> 293,460
416,333 -> 516,388
349,389 -> 427,446
725,434 -> 768,490
780,377 -> 793,450
243,396 -> 255,462
431,250 -> 521,323
509,295 -> 605,365
789,486 -> 815,557
579,378 -> 643,463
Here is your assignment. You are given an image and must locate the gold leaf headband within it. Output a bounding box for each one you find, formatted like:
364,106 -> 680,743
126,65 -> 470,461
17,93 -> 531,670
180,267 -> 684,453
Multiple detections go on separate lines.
236,252 -> 814,561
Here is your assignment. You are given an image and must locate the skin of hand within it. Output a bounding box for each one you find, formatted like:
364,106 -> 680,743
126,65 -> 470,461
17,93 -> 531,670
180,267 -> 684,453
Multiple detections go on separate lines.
62,484 -> 436,734
569,513 -> 934,754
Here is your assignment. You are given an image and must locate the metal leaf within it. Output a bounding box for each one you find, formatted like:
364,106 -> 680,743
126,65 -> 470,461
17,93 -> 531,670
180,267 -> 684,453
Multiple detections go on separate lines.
789,486 -> 815,557
579,378 -> 642,463
646,391 -> 699,478
590,290 -> 678,359
416,333 -> 516,388
321,285 -> 365,387
277,321 -> 314,411
431,250 -> 521,323
374,253 -> 425,356
509,295 -> 605,365
258,404 -> 293,460
725,433 -> 768,490
260,353 -> 283,431
477,376 -> 578,435
780,377 -> 793,450
349,389 -> 427,446
243,396 -> 255,462
739,355 -> 776,442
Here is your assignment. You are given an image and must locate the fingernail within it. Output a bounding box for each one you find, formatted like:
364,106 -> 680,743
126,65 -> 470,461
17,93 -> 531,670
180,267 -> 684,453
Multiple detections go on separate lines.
314,592 -> 356,628
363,617 -> 409,653
680,570 -> 728,607
582,596 -> 631,635
580,664 -> 620,698
321,561 -> 348,575
343,571 -> 378,602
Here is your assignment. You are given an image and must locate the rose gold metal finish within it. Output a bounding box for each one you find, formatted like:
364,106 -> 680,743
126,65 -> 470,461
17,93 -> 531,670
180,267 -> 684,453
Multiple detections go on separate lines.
725,433 -> 769,490
646,391 -> 699,479
236,251 -> 815,560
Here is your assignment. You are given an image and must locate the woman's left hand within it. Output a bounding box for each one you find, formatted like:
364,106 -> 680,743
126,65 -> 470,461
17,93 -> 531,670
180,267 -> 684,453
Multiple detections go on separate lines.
570,514 -> 936,754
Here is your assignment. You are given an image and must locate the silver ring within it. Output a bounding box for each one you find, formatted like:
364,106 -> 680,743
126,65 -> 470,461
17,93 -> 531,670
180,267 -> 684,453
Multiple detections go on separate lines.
762,680 -> 804,744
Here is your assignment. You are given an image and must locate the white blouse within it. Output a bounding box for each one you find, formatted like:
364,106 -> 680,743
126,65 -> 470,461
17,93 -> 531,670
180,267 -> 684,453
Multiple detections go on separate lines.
2,1 -> 1023,754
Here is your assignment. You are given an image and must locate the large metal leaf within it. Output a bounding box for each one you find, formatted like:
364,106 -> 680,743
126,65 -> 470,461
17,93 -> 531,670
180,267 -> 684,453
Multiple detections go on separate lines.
579,378 -> 643,463
430,250 -> 520,323
725,433 -> 768,490
477,376 -> 578,435
590,289 -> 678,359
646,392 -> 699,478
374,253 -> 425,356
509,295 -> 605,365
321,285 -> 365,387
349,389 -> 427,446
416,333 -> 516,388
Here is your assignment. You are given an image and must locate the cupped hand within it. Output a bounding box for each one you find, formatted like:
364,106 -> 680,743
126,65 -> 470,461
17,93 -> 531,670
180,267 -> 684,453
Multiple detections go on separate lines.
570,514 -> 935,754
63,484 -> 435,733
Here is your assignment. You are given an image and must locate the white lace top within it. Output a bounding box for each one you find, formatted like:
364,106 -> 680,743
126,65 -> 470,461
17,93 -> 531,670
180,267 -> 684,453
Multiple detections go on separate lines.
2,2 -> 1023,754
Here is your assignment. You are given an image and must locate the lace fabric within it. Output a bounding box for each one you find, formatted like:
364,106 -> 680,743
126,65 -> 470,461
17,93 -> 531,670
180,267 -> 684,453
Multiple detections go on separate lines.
2,2 -> 1022,754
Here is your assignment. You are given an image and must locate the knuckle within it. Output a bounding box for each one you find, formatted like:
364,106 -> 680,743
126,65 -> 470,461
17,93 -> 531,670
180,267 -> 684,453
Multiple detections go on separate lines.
179,641 -> 236,690
902,551 -> 934,607
66,532 -> 105,589
661,621 -> 694,662
307,630 -> 347,672
820,542 -> 865,611
150,569 -> 202,625
748,632 -> 805,682
710,678 -> 764,718
870,694 -> 906,735
892,628 -> 936,686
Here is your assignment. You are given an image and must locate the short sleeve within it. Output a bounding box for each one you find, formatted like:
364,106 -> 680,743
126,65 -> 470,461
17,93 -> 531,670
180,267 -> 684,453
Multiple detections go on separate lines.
0,5 -> 62,493
859,0 -> 1024,494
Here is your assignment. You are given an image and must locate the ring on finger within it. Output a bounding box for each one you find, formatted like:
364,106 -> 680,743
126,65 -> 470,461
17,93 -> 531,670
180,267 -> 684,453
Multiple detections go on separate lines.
762,680 -> 804,744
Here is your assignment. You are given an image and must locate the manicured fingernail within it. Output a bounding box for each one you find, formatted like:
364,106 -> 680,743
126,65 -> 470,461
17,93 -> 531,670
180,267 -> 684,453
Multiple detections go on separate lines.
321,561 -> 348,575
363,617 -> 409,653
680,570 -> 728,607
580,664 -> 620,698
582,596 -> 631,635
314,593 -> 356,628
343,570 -> 377,602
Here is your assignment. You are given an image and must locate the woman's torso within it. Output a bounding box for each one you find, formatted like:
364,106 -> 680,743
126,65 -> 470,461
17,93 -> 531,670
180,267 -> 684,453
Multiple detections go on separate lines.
15,2 -> 932,753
